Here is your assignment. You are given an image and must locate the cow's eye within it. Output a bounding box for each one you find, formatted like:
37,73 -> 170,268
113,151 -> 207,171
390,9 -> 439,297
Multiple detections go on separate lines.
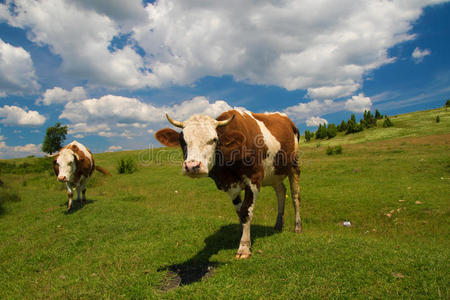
208,138 -> 218,145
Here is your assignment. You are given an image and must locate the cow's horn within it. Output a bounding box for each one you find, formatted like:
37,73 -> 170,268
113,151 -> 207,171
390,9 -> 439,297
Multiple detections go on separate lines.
216,114 -> 235,127
46,153 -> 59,158
166,113 -> 184,128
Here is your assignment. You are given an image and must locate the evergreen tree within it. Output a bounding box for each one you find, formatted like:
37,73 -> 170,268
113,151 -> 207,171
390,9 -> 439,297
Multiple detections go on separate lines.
304,130 -> 312,142
337,120 -> 348,132
350,114 -> 356,123
375,109 -> 382,119
42,122 -> 68,155
327,124 -> 337,139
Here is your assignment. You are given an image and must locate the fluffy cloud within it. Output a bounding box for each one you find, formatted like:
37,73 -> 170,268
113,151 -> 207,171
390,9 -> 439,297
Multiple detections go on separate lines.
306,117 -> 328,127
412,47 -> 431,63
0,105 -> 46,126
283,99 -> 340,121
1,0 -> 156,89
38,86 -> 87,105
1,0 -> 445,96
0,141 -> 43,158
344,94 -> 372,112
59,95 -> 233,138
0,38 -> 40,95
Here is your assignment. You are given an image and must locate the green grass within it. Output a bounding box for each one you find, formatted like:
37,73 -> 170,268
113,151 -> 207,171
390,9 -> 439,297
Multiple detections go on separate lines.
0,108 -> 449,298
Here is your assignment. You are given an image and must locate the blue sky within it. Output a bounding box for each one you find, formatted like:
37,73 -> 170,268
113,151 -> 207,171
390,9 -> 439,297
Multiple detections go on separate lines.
0,0 -> 449,158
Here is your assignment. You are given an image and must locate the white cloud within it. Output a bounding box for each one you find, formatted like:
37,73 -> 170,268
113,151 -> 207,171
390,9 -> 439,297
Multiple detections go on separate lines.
1,0 -> 156,89
283,99 -> 339,122
0,141 -> 43,158
38,86 -> 87,105
0,38 -> 40,95
307,83 -> 359,100
59,95 -> 233,138
0,105 -> 46,126
0,135 -> 4,141
412,47 -> 431,63
107,145 -> 123,152
306,116 -> 328,127
344,93 -> 372,112
1,0 -> 445,95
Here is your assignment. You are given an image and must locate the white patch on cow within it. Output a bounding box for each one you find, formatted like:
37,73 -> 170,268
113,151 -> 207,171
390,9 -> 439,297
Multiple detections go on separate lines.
181,115 -> 219,175
56,148 -> 77,182
245,112 -> 284,186
227,182 -> 242,212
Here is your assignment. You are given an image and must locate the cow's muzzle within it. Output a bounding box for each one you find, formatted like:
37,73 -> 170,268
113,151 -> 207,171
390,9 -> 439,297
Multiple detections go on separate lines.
183,160 -> 207,177
57,176 -> 68,182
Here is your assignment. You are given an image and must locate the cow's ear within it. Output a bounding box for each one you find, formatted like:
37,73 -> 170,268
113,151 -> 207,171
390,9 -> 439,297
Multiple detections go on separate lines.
219,130 -> 246,151
155,128 -> 181,147
52,157 -> 59,176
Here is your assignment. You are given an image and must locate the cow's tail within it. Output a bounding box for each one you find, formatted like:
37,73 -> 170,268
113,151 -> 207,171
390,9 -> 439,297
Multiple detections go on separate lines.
95,165 -> 111,176
291,122 -> 300,142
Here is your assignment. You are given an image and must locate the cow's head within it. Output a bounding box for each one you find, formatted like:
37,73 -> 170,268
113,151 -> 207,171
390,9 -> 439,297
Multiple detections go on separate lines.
53,148 -> 79,182
155,113 -> 245,177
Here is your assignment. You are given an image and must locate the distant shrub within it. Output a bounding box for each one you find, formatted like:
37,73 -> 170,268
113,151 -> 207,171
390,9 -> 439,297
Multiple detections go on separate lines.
445,99 -> 450,107
436,115 -> 440,123
117,158 -> 137,174
326,146 -> 334,155
326,145 -> 343,155
0,158 -> 52,175
383,117 -> 394,128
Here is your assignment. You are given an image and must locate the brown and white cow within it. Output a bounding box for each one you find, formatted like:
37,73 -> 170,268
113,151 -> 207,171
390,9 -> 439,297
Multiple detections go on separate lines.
52,141 -> 108,211
155,110 -> 302,259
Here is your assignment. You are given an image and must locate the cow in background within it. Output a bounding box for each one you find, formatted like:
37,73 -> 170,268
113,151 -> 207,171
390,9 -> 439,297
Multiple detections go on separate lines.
52,141 -> 109,211
155,110 -> 301,258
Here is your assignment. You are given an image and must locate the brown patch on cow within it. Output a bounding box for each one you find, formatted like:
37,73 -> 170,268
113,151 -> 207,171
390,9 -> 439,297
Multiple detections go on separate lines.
155,128 -> 181,147
251,113 -> 300,175
210,110 -> 267,191
67,143 -> 95,183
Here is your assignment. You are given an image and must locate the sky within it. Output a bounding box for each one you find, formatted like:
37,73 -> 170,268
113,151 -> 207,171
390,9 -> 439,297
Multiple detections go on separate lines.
0,0 -> 449,158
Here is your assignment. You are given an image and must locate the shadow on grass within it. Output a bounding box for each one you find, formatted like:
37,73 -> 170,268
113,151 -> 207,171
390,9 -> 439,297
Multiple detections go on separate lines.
63,199 -> 96,215
158,224 -> 277,289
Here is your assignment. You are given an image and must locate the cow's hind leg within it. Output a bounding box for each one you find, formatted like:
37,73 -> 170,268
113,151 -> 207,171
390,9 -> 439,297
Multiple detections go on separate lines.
66,183 -> 74,211
273,182 -> 286,231
236,184 -> 258,259
80,179 -> 87,205
288,165 -> 302,233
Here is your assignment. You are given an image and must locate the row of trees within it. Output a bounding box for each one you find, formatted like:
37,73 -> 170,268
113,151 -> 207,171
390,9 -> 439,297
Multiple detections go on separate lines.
305,109 -> 393,142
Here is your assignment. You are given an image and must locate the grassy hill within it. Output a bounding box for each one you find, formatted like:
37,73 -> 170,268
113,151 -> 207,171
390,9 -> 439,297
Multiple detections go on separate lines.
0,107 -> 449,298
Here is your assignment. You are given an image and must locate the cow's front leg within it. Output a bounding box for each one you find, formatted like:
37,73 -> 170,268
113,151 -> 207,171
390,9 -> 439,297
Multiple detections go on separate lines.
236,183 -> 259,259
227,184 -> 242,217
66,183 -> 74,211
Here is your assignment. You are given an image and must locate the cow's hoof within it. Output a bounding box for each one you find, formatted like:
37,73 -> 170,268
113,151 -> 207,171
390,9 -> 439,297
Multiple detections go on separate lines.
235,252 -> 251,259
235,245 -> 251,259
294,226 -> 302,233
274,222 -> 283,232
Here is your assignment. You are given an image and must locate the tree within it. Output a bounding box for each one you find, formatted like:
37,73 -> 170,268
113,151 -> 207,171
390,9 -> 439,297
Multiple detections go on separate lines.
375,109 -> 382,119
337,120 -> 348,132
42,122 -> 68,155
436,115 -> 440,123
327,123 -> 337,139
304,130 -> 312,142
445,99 -> 450,107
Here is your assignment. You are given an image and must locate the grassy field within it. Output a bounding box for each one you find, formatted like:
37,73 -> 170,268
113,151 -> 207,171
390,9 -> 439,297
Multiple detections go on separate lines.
0,107 -> 449,298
